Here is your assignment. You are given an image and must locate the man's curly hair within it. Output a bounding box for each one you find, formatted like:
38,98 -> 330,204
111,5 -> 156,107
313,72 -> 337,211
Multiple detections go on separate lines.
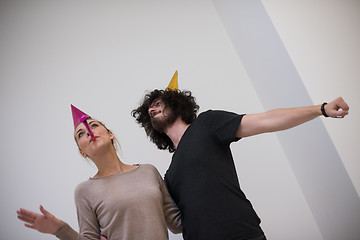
131,89 -> 199,153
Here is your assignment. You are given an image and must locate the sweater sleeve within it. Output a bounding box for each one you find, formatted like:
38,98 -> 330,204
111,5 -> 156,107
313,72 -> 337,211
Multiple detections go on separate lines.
157,169 -> 182,234
74,182 -> 102,239
54,183 -> 102,240
54,222 -> 84,240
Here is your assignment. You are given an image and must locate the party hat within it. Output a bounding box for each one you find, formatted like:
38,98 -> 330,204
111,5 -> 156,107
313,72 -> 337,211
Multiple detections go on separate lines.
71,104 -> 96,141
166,70 -> 178,91
71,104 -> 90,129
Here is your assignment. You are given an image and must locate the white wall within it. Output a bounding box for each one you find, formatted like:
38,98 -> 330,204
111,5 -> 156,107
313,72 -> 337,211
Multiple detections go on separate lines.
262,0 -> 360,197
213,1 -> 360,239
0,1 -> 358,239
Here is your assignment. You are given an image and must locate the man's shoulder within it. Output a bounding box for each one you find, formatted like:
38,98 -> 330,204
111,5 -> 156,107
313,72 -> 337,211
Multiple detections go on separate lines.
198,109 -> 216,118
198,109 -> 238,118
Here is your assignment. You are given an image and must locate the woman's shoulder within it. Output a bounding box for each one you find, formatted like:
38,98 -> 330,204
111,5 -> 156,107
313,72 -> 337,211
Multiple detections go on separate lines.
139,163 -> 157,172
74,179 -> 93,195
139,164 -> 162,175
140,163 -> 155,168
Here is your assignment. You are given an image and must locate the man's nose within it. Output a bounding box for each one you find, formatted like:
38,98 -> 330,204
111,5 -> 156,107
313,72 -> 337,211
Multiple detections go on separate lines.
149,107 -> 155,115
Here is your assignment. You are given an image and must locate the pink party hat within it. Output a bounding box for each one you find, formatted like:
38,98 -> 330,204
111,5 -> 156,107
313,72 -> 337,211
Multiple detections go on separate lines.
71,104 -> 90,129
71,104 -> 96,141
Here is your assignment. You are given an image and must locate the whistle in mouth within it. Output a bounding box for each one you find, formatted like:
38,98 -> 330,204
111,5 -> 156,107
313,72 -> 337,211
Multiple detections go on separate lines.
80,115 -> 96,141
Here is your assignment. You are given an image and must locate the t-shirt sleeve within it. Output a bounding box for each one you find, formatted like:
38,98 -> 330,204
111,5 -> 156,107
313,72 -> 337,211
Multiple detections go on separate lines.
203,110 -> 245,145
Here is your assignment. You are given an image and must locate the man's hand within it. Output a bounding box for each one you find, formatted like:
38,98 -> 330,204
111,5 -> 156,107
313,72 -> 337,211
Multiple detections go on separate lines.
325,97 -> 349,118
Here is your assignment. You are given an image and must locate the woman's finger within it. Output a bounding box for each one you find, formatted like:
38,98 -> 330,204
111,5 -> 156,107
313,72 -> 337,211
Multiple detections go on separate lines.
24,223 -> 36,229
39,205 -> 51,217
17,210 -> 36,223
17,215 -> 35,224
18,208 -> 39,219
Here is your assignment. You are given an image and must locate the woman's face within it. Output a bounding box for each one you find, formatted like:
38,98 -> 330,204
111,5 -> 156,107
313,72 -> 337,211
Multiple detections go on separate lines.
74,119 -> 114,158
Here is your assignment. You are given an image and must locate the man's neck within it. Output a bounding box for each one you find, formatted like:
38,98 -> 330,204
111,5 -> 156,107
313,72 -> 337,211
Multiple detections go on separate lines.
165,117 -> 190,149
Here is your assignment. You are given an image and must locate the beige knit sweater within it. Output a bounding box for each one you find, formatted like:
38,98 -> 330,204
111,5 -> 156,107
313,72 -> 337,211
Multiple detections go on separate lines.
55,164 -> 181,240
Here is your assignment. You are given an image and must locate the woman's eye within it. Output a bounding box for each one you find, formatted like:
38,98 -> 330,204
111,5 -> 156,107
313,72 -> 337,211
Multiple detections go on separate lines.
78,132 -> 84,138
91,123 -> 98,129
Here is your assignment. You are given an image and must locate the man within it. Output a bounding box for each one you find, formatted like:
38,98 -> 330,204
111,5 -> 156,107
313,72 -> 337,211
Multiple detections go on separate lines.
131,71 -> 349,240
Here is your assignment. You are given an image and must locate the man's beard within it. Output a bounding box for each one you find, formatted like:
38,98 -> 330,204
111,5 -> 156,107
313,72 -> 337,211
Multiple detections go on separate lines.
150,110 -> 177,133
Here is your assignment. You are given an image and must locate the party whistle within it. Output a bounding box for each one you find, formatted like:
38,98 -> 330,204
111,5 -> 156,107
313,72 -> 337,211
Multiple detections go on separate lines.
80,115 -> 96,141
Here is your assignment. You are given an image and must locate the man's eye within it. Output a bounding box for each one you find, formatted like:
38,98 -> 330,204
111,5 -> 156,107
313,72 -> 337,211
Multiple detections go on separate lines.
78,132 -> 84,138
91,123 -> 98,129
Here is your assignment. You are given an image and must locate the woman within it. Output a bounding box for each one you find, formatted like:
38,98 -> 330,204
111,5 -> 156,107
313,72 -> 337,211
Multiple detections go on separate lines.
17,105 -> 182,240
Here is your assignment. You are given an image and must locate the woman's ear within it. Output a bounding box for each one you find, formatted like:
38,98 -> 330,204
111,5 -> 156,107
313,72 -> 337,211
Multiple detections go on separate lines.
109,130 -> 115,140
80,150 -> 87,158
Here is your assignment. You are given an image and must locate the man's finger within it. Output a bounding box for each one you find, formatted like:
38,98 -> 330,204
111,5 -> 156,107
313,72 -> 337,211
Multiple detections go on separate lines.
336,97 -> 349,111
337,110 -> 348,118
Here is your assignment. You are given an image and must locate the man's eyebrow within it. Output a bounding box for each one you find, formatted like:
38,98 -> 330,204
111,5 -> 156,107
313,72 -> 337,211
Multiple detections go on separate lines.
150,100 -> 161,107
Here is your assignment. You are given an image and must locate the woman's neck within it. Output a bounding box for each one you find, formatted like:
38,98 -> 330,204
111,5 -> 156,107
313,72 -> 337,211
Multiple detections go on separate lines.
91,148 -> 134,178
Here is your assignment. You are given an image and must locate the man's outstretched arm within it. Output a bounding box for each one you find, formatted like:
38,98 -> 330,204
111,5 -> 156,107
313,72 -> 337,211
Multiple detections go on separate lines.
237,97 -> 349,138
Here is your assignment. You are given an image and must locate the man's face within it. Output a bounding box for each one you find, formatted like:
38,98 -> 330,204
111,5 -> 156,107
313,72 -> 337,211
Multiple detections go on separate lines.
148,98 -> 164,119
148,98 -> 177,132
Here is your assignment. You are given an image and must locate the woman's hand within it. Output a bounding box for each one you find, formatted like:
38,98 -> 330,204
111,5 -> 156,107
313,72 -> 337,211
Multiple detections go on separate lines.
17,205 -> 64,234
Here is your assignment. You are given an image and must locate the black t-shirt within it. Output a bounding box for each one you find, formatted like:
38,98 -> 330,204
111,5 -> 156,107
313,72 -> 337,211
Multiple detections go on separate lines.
165,110 -> 263,240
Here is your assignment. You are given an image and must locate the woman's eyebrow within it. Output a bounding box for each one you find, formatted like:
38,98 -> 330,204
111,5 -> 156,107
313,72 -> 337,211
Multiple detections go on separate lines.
76,128 -> 84,135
